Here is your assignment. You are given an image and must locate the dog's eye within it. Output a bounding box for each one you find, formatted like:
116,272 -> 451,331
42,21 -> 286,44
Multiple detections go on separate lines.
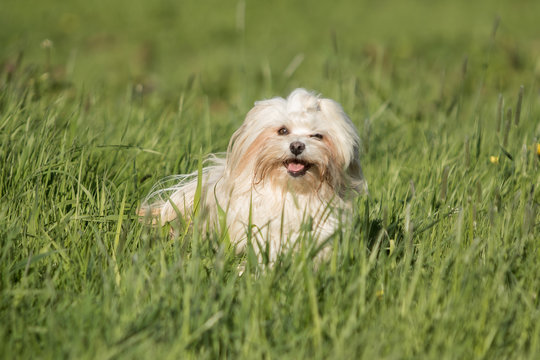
277,127 -> 289,135
311,133 -> 323,140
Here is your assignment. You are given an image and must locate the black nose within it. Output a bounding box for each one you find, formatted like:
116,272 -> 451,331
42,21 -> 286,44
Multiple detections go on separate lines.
289,141 -> 305,156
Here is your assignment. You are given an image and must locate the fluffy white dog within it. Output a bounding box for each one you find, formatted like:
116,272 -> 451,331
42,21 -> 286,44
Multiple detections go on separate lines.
140,88 -> 367,262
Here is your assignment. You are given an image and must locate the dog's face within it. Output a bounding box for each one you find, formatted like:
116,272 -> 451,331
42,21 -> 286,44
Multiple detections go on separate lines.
227,89 -> 365,195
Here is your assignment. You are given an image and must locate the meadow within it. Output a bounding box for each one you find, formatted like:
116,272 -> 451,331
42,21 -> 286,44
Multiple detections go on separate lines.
1,0 -> 539,358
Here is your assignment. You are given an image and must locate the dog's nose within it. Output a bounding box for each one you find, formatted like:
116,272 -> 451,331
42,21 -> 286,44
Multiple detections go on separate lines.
289,141 -> 305,156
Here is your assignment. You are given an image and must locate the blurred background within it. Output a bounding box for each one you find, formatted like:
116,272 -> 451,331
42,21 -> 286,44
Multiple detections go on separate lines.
2,0 -> 540,106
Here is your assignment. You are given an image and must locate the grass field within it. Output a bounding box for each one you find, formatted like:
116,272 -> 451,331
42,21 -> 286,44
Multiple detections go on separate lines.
1,0 -> 540,358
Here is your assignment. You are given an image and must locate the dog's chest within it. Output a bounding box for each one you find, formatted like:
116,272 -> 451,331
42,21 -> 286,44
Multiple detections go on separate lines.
229,188 -> 337,237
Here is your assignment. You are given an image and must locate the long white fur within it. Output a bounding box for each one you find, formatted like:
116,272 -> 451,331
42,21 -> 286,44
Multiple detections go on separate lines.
140,88 -> 367,262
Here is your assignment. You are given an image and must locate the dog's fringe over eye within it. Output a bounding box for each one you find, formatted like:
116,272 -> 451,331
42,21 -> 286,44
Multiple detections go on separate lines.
278,127 -> 289,135
311,133 -> 323,140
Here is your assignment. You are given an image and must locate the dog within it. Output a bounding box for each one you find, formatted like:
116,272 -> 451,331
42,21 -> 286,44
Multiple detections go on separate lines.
139,88 -> 367,262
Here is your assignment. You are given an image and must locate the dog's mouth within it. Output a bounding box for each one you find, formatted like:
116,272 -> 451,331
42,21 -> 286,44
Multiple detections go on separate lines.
284,159 -> 312,177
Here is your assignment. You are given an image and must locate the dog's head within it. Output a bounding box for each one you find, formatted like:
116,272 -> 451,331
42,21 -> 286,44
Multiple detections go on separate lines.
227,89 -> 366,196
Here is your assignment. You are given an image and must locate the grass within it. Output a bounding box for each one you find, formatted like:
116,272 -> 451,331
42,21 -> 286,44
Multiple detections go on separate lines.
1,0 -> 540,358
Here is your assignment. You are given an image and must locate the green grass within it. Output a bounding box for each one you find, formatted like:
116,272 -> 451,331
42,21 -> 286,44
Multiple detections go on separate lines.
1,0 -> 540,358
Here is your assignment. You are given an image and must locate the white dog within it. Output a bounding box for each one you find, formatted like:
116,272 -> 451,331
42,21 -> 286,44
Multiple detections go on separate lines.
140,89 -> 367,262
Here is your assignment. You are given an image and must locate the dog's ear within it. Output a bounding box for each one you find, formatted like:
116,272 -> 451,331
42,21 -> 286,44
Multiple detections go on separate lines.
318,97 -> 368,195
319,99 -> 360,158
227,97 -> 287,170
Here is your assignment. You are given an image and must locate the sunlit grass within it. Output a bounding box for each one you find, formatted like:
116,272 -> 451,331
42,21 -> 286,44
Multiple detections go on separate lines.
1,0 -> 540,359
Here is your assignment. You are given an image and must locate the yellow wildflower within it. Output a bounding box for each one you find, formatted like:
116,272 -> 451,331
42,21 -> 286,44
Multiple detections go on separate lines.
537,143 -> 540,157
40,39 -> 53,49
489,156 -> 499,164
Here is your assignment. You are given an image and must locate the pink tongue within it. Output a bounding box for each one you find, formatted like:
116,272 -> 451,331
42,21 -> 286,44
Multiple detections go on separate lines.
287,162 -> 305,172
